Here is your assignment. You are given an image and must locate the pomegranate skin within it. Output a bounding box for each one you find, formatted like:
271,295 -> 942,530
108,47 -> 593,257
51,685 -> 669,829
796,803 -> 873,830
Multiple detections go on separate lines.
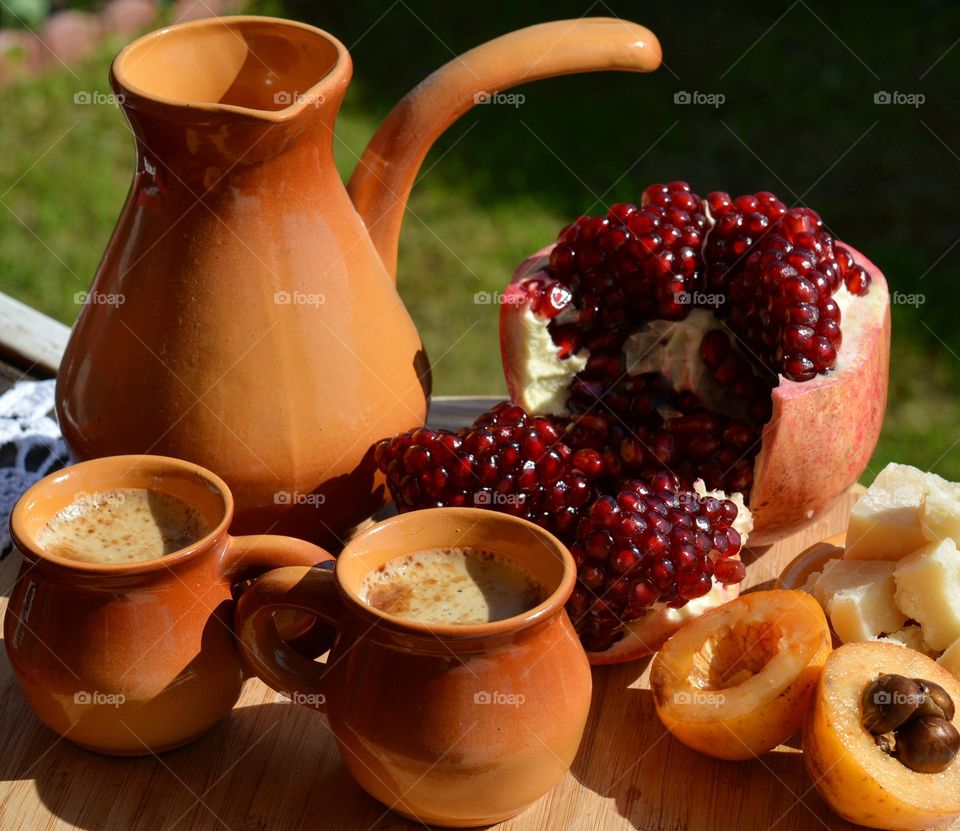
747,245 -> 889,545
585,577 -> 741,665
500,244 -> 890,548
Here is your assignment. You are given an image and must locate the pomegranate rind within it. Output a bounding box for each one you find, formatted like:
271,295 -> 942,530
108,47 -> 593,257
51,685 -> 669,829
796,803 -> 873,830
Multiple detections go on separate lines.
499,244 -> 890,546
748,247 -> 889,544
650,590 -> 830,760
803,641 -> 960,831
500,247 -> 568,414
586,577 -> 740,666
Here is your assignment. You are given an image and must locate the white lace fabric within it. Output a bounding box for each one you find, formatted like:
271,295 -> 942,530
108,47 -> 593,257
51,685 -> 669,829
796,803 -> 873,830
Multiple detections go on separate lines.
0,380 -> 69,556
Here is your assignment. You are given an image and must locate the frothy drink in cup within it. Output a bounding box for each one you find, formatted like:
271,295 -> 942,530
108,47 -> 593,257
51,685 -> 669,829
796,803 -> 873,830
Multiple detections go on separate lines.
360,547 -> 544,625
36,488 -> 212,564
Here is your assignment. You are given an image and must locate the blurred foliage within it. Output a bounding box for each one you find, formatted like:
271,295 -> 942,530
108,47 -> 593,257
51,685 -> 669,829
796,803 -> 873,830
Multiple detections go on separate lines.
1,0 -> 959,481
1,0 -> 49,28
1,0 -> 181,28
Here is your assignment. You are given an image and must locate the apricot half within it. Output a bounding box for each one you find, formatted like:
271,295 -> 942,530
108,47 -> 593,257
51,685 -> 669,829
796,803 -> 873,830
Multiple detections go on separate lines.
803,641 -> 960,830
650,590 -> 831,760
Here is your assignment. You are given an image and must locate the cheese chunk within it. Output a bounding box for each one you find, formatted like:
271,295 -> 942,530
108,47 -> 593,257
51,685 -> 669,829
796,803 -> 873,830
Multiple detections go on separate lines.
921,477 -> 960,545
809,559 -> 896,607
807,559 -> 906,643
845,463 -> 931,560
894,538 -> 960,650
875,625 -> 937,657
939,638 -> 960,681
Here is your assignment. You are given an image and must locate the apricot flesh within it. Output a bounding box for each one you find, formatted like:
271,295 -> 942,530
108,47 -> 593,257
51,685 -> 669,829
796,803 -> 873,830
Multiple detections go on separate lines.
650,590 -> 831,760
803,641 -> 960,830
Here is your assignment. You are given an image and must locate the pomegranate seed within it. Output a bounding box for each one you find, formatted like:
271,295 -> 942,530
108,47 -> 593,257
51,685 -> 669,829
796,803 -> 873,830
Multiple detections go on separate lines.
715,559 -> 747,584
783,355 -> 816,382
611,546 -> 641,574
677,570 -> 712,600
629,581 -> 658,609
844,265 -> 870,295
699,329 -> 731,368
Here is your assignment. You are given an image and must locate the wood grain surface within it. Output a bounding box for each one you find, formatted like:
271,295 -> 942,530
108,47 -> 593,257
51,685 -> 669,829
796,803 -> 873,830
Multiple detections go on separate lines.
0,292 -> 69,379
0,398 -> 951,831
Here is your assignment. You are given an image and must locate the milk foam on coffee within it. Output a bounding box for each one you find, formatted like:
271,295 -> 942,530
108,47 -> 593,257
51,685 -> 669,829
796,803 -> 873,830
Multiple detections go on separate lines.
37,488 -> 213,564
360,547 -> 544,625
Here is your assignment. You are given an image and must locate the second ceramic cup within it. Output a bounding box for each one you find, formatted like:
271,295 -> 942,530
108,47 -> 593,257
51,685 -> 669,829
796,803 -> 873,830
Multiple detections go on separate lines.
236,507 -> 593,827
5,455 -> 334,755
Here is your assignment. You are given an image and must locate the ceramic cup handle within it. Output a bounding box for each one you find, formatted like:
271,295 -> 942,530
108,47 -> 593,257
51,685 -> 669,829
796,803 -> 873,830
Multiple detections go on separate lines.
234,565 -> 340,712
222,535 -> 336,658
221,534 -> 334,581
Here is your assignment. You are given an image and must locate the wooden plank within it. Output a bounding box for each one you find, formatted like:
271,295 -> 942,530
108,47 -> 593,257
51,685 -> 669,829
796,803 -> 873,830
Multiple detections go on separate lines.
0,292 -> 70,379
0,396 -> 943,830
429,395 -> 503,431
2,483 -> 934,831
0,358 -> 35,395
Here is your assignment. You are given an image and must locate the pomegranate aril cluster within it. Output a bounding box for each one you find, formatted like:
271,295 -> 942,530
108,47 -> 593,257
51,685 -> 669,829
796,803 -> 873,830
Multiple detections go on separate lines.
566,473 -> 745,652
374,402 -> 596,540
699,329 -> 775,423
544,182 -> 708,350
533,182 -> 875,397
703,191 -> 787,294
727,207 -> 867,381
560,372 -> 764,496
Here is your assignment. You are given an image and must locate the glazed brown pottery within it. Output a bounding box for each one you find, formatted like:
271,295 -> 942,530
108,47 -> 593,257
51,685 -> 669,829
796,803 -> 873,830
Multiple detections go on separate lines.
5,454 -> 333,755
235,507 -> 592,827
55,15 -> 662,548
775,532 -> 846,590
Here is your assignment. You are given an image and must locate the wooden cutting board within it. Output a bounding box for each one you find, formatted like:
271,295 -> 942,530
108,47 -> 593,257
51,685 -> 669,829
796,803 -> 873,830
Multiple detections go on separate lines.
0,399 -> 953,831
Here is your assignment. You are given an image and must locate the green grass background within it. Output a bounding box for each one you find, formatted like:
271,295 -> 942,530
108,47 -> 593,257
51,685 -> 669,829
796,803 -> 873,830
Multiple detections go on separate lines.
2,0 -> 959,481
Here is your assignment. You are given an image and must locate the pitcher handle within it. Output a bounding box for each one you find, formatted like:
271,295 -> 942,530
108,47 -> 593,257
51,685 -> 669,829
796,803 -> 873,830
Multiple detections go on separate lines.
235,565 -> 340,712
348,17 -> 661,280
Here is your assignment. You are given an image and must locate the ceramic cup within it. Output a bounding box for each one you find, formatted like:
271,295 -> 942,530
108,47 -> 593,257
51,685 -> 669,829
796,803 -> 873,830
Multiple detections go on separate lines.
235,507 -> 592,827
5,455 -> 333,755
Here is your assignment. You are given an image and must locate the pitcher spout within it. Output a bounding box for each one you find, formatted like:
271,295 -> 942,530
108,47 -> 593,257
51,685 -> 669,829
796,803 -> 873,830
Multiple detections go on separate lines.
111,16 -> 352,182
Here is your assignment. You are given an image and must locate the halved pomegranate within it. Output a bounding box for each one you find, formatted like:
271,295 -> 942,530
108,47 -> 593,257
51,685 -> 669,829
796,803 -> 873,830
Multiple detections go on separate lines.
501,184 -> 890,548
375,404 -> 752,664
497,184 -> 888,662
377,181 -> 888,666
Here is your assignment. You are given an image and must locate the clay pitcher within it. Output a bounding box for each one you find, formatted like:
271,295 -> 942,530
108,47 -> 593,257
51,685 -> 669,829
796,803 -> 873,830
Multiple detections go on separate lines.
55,15 -> 661,548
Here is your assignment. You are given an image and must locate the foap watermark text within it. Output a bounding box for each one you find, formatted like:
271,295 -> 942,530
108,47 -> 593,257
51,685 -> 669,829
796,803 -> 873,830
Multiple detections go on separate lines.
282,691 -> 326,707
891,291 -> 925,307
475,690 -> 525,707
474,91 -> 524,108
74,91 -> 124,106
75,290 -> 124,307
75,690 -> 125,707
673,690 -> 725,707
274,290 -> 325,307
474,291 -> 524,306
274,491 -> 326,507
474,491 -> 525,507
274,91 -> 326,107
874,90 -> 925,108
676,290 -> 724,308
674,90 -> 725,108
